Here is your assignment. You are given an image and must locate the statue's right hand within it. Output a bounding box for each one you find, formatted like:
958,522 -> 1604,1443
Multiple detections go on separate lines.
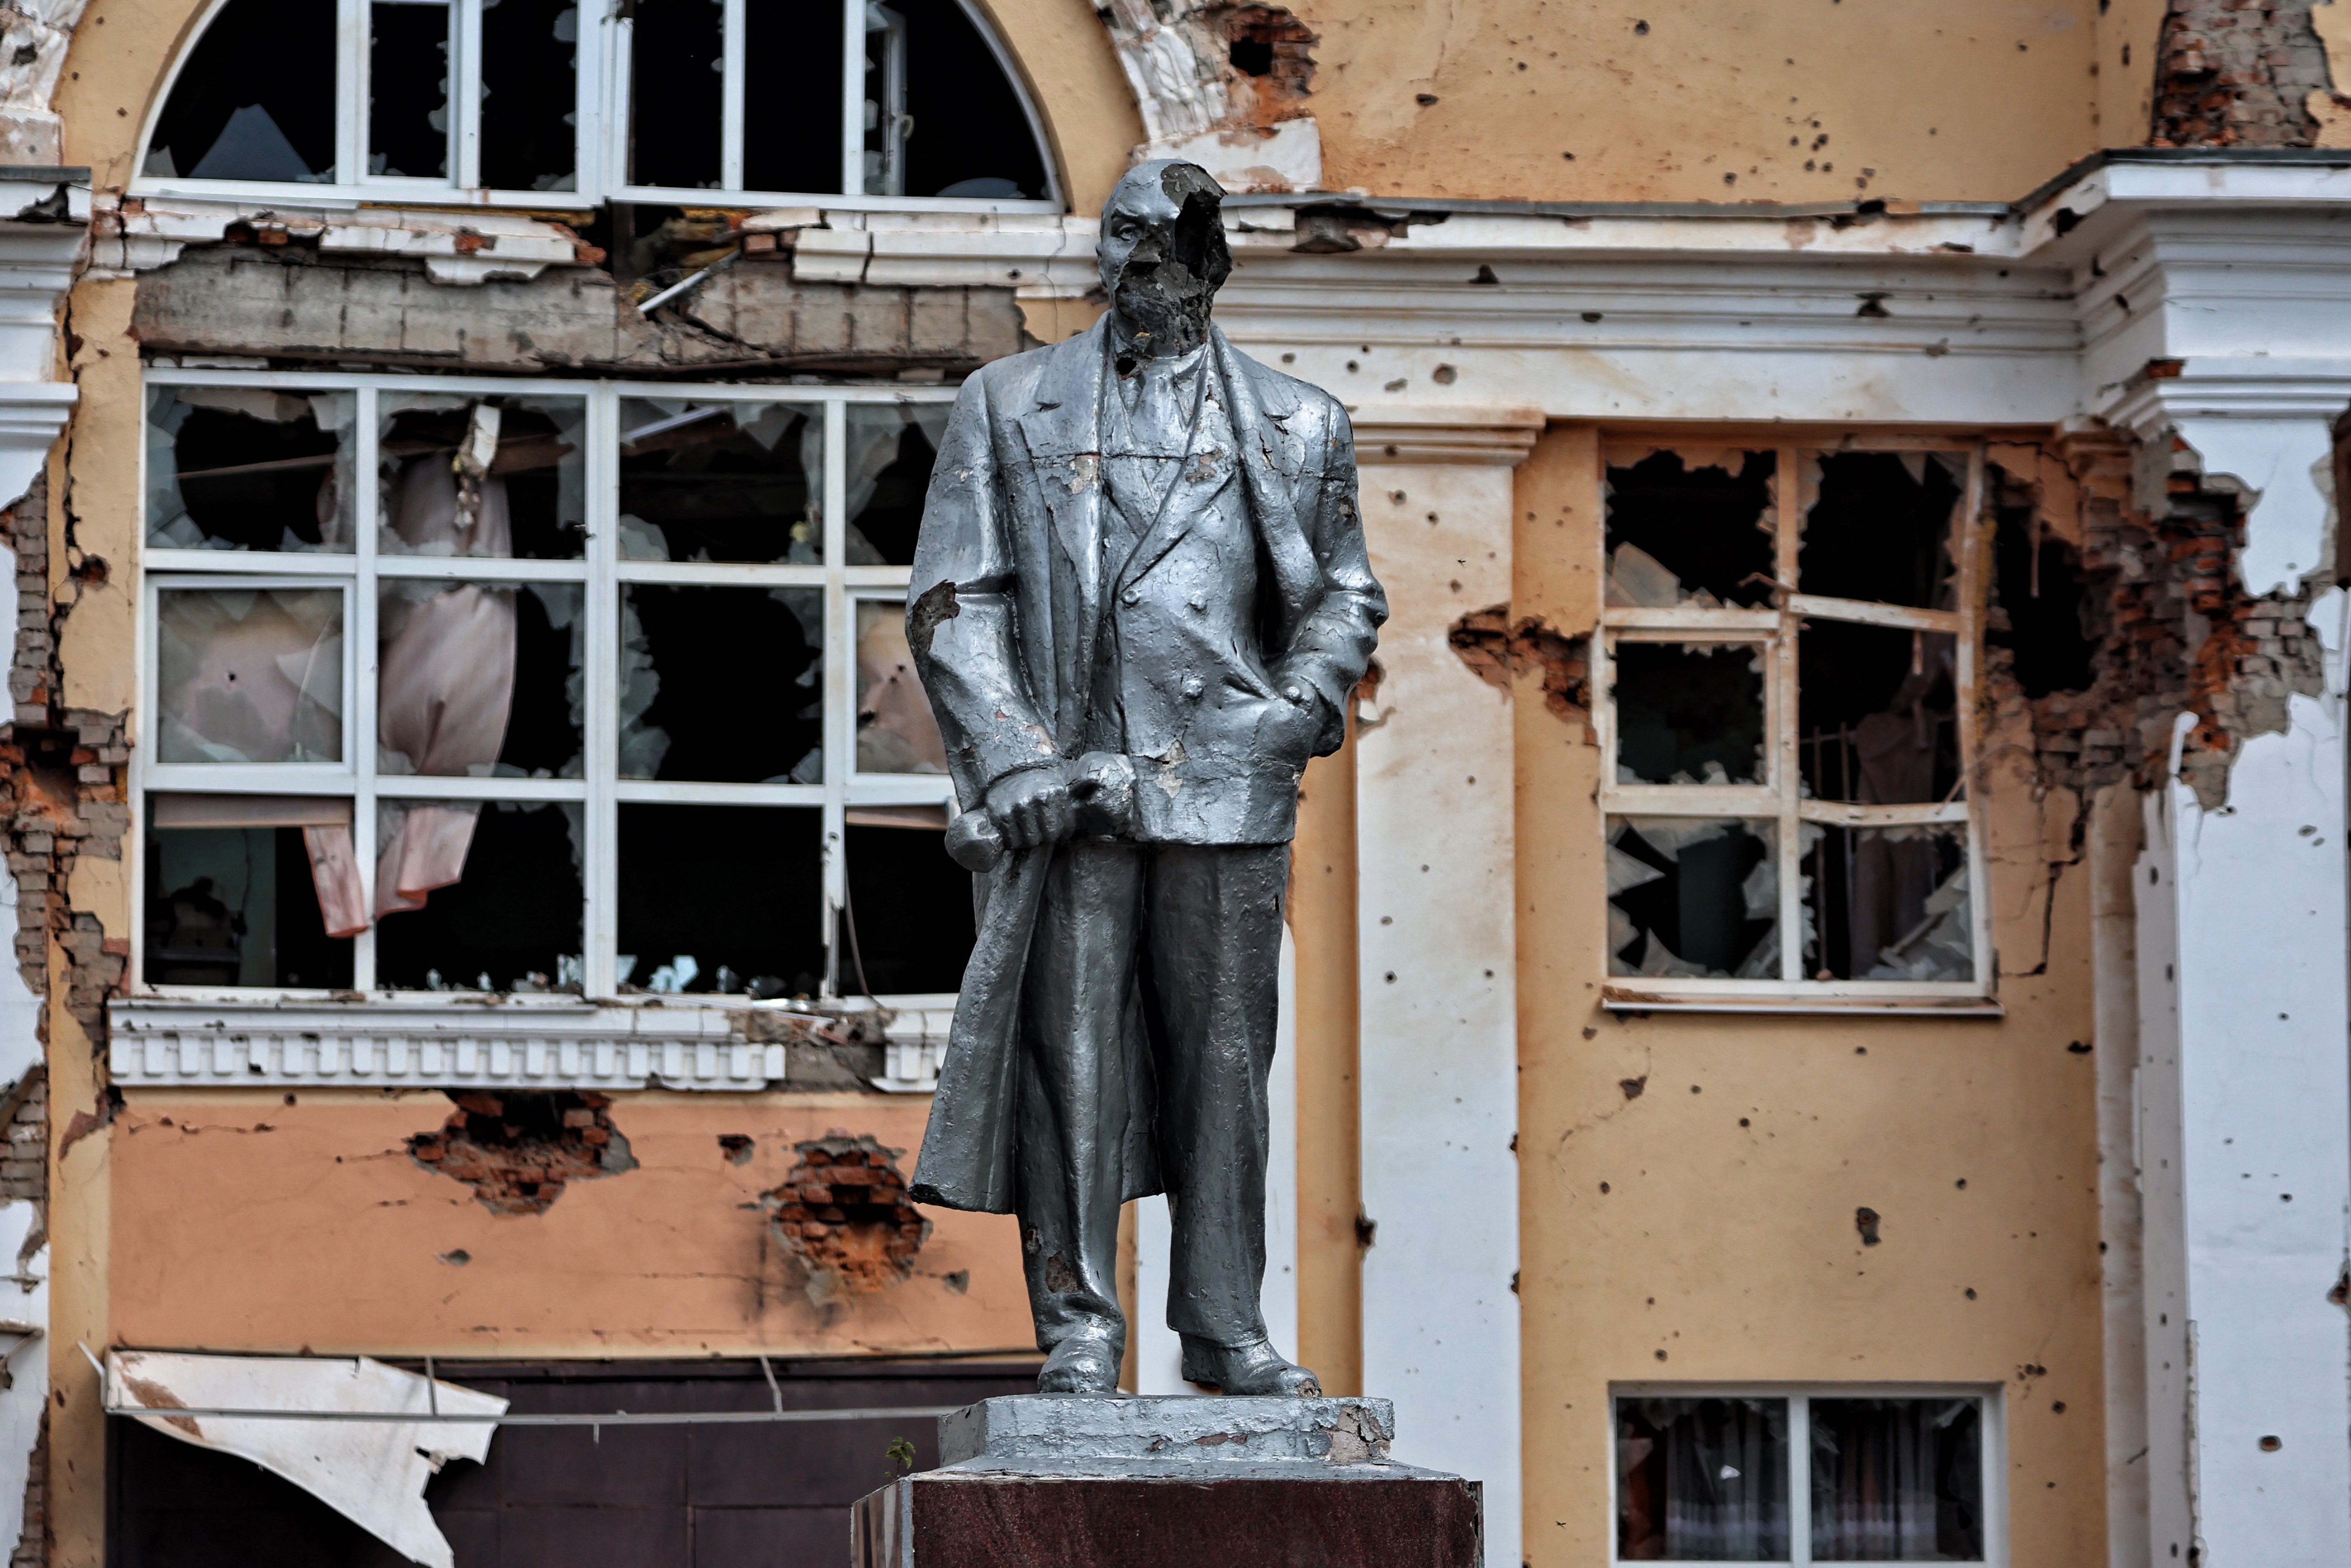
985,764 -> 1076,850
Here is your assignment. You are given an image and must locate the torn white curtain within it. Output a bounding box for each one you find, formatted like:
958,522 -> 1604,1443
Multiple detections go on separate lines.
303,403 -> 520,935
105,1349 -> 505,1568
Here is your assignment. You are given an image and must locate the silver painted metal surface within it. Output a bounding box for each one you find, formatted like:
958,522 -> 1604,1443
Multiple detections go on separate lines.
938,1395 -> 1395,1467
905,161 -> 1386,1394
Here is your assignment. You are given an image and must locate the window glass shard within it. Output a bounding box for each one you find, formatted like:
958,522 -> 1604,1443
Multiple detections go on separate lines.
157,588 -> 345,765
1612,642 -> 1766,786
843,402 -> 949,564
381,394 -> 587,560
618,804 -> 823,995
369,1 -> 453,179
148,387 -> 356,554
1806,823 -> 1971,982
1604,448 -> 1775,609
855,600 -> 947,774
1615,1395 -> 1791,1561
629,0 -> 725,188
376,799 -> 584,991
480,0 -> 580,192
1798,451 -> 1963,608
379,580 -> 582,779
1798,623 -> 1957,804
1607,817 -> 1778,980
1809,1397 -> 1985,1561
745,0 -> 845,193
618,586 -> 823,782
617,399 -> 820,563
144,0 -> 338,182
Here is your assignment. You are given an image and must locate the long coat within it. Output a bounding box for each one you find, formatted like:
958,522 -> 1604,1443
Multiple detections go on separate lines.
903,318 -> 1386,1213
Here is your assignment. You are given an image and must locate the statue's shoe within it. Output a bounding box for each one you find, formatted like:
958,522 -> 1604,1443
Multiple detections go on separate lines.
1179,1334 -> 1322,1396
1037,1335 -> 1123,1394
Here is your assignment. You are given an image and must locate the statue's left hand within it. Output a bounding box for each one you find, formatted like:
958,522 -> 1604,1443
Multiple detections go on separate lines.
985,762 -> 1078,850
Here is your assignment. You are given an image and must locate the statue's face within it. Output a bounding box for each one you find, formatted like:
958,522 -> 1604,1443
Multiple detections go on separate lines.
1097,163 -> 1230,349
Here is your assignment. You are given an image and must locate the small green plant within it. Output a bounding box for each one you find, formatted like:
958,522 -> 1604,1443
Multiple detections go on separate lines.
885,1436 -> 918,1475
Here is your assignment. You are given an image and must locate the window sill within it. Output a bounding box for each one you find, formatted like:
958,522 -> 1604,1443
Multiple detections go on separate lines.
110,993 -> 955,1092
1600,985 -> 2003,1017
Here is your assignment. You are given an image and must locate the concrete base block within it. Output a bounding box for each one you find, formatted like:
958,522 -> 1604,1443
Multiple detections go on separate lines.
854,1394 -> 1482,1567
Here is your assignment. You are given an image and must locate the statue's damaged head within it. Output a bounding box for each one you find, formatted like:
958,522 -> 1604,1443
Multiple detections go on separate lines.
1098,160 -> 1231,355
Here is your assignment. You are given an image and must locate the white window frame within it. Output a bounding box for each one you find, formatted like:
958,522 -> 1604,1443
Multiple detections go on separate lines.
134,367 -> 961,1010
130,0 -> 1062,215
1596,438 -> 1995,1013
1607,1383 -> 2007,1568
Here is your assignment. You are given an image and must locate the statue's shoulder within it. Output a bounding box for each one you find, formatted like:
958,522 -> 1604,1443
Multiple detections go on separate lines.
963,323 -> 1098,408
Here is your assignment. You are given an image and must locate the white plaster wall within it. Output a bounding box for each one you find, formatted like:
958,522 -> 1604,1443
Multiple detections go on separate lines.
2147,580 -> 2351,1567
1133,933 -> 1299,1393
1353,461 -> 1520,1568
0,542 -> 39,1560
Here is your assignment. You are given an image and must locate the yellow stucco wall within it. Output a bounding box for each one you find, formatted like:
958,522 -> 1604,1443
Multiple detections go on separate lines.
1511,425 -> 2107,1564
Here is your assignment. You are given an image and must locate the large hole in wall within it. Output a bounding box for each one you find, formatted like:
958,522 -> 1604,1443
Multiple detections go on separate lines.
762,1133 -> 928,1294
408,1089 -> 636,1216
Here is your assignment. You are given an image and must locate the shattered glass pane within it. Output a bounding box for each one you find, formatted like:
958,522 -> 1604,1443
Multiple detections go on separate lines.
843,402 -> 950,564
618,804 -> 823,995
480,0 -> 579,193
856,600 -> 948,774
629,0 -> 723,189
840,823 -> 976,995
1616,1395 -> 1791,1561
744,0 -> 844,193
1798,451 -> 1962,609
1810,1397 -> 1985,1562
890,0 -> 1053,201
619,586 -> 823,782
143,0 -> 337,182
1798,622 -> 1958,804
1608,817 -> 1779,980
1604,449 -> 1775,609
618,399 -> 820,563
379,581 -> 582,778
369,1 -> 451,180
1807,824 -> 1972,982
376,800 -> 584,992
1612,641 -> 1765,786
380,394 -> 586,559
144,824 -> 352,988
147,387 -> 355,553
156,588 -> 344,765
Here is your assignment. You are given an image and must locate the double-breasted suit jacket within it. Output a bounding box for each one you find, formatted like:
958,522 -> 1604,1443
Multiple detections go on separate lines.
904,318 -> 1387,1213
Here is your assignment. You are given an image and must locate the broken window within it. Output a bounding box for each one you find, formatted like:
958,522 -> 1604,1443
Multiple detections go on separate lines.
616,0 -> 1053,202
1599,443 -> 1985,1001
147,387 -> 356,554
1615,1390 -> 1989,1565
140,0 -> 586,199
618,399 -> 818,564
143,799 -> 355,989
141,375 -> 966,1002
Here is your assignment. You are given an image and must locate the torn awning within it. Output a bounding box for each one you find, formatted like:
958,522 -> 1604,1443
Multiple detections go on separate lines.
104,1349 -> 506,1568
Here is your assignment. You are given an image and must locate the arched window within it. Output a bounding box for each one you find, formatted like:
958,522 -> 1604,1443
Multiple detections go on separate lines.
138,0 -> 1058,210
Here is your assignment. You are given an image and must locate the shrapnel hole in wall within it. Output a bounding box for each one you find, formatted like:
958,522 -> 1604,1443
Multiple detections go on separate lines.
1218,4 -> 1317,112
761,1133 -> 928,1293
407,1089 -> 637,1217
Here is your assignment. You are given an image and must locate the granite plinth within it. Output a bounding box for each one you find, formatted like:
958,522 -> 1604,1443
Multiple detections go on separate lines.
853,1395 -> 1481,1568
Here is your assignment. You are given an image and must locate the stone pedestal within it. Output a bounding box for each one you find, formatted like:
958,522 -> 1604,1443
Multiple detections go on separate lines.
852,1394 -> 1481,1567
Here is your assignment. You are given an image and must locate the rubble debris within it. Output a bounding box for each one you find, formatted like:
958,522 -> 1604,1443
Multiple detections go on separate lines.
406,1089 -> 636,1217
760,1133 -> 929,1295
1607,817 -> 1780,980
1445,607 -> 1591,731
2152,0 -> 2331,149
140,0 -> 336,182
1604,449 -> 1775,608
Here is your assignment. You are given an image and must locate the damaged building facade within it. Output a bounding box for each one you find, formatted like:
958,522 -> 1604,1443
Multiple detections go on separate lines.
0,0 -> 2334,1562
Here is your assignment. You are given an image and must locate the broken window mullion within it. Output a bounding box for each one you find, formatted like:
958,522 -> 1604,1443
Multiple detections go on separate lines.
838,0 -> 866,197
351,385 -> 382,991
1956,442 -> 1993,988
581,387 -> 621,999
453,0 -> 484,191
720,0 -> 747,192
1775,446 -> 1803,985
1797,801 -> 1969,829
1782,595 -> 1964,636
1600,607 -> 1778,634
